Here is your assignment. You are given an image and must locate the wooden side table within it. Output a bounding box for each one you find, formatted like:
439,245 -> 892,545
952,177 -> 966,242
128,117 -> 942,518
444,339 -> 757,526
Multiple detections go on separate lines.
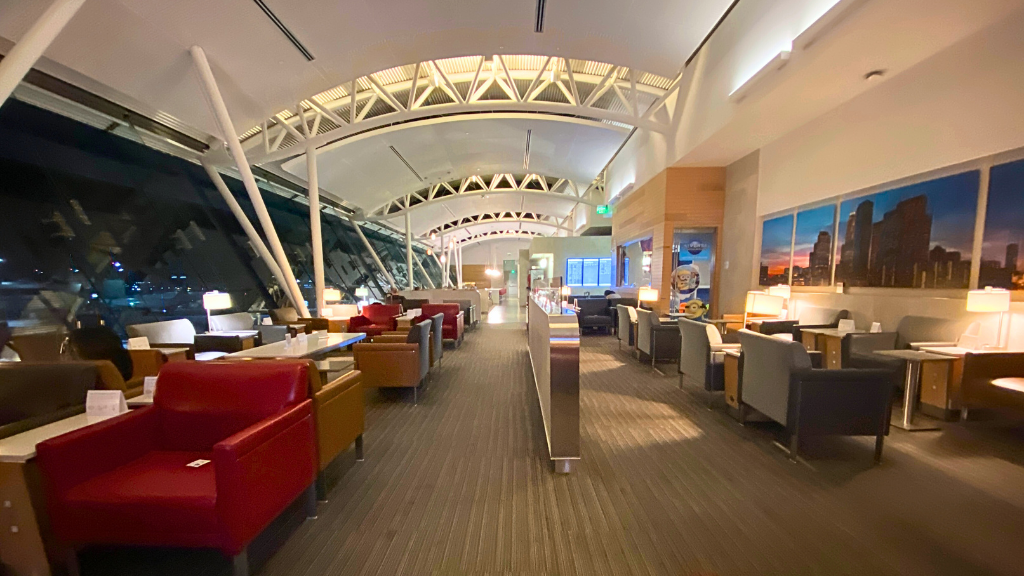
874,350 -> 952,430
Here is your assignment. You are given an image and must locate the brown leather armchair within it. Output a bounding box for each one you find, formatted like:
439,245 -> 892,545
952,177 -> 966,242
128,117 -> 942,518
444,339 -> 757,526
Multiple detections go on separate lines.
0,362 -> 99,439
353,320 -> 431,402
269,308 -> 348,333
304,364 -> 365,497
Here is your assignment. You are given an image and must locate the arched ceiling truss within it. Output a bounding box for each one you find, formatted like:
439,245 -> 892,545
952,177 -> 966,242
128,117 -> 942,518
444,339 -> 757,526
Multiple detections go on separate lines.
424,212 -> 571,240
364,173 -> 596,221
453,230 -> 543,248
236,55 -> 681,165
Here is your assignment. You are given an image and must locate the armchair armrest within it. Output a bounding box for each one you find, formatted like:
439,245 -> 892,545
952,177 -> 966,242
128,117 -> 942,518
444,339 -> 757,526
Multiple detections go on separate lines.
710,343 -> 742,352
845,332 -> 898,353
36,407 -> 159,497
373,334 -> 409,344
789,368 -> 893,436
908,341 -> 958,350
151,343 -> 196,359
757,319 -> 798,336
128,349 -> 166,379
214,400 -> 317,554
195,333 -> 244,353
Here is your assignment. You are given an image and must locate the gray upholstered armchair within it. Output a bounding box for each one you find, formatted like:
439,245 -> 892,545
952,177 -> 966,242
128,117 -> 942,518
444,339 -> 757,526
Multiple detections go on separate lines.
842,315 -> 961,372
209,311 -> 286,344
636,308 -> 681,367
615,304 -> 636,350
757,306 -> 849,338
678,318 -> 740,404
737,330 -> 893,463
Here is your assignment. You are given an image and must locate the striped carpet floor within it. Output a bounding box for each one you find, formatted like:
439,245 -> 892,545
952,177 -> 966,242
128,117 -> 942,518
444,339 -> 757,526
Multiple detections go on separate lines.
80,304 -> 1024,575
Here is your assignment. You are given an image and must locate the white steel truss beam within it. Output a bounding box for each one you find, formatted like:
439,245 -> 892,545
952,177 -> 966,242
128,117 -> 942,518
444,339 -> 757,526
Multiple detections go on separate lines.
423,212 -> 573,239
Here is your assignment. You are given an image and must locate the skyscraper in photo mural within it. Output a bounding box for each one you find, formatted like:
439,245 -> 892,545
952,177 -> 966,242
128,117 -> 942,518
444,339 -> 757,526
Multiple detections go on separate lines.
835,170 -> 979,288
981,158 -> 1024,290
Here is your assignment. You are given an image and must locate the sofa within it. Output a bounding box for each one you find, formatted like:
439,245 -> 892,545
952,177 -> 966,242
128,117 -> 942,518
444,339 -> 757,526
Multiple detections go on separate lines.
757,306 -> 850,338
68,325 -> 171,396
678,318 -> 739,400
576,298 -> 614,334
418,303 -> 463,345
0,362 -> 100,439
636,308 -> 681,366
842,315 -> 962,375
738,330 -> 893,462
348,303 -> 401,338
209,311 -> 286,344
353,320 -> 432,402
126,319 -> 246,361
36,360 -> 319,576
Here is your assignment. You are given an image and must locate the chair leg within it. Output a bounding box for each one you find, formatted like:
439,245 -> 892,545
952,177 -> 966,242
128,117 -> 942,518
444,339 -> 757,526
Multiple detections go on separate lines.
66,548 -> 81,576
874,433 -> 885,464
304,483 -> 318,519
413,386 -> 418,404
232,549 -> 250,576
355,434 -> 365,461
788,431 -> 799,462
315,472 -> 328,502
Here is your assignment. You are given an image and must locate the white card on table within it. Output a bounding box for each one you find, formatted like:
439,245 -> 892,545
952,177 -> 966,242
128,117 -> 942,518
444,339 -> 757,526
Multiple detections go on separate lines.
127,337 -> 150,350
186,459 -> 210,468
837,319 -> 856,331
143,376 -> 158,396
86,390 -> 128,420
261,317 -> 272,325
870,322 -> 882,333
322,308 -> 334,317
297,333 -> 308,345
284,334 -> 292,347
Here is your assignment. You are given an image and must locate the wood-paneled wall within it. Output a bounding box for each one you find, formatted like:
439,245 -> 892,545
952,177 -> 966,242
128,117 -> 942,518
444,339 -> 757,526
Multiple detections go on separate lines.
611,167 -> 726,314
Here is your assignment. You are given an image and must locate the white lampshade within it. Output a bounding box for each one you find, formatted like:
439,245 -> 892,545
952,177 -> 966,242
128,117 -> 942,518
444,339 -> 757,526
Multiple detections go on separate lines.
745,291 -> 784,316
323,288 -> 342,302
202,291 -> 231,311
354,287 -> 370,298
966,286 -> 1010,313
767,284 -> 791,300
638,287 -> 659,302
560,285 -> 572,296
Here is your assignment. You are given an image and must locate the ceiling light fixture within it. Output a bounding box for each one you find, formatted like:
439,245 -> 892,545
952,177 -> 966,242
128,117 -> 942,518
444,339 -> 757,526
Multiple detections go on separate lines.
251,0 -> 315,61
389,145 -> 424,181
535,0 -> 547,33
523,129 -> 532,171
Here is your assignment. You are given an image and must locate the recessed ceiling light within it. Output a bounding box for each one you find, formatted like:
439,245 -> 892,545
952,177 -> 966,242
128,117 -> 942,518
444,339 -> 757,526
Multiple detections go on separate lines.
864,69 -> 887,81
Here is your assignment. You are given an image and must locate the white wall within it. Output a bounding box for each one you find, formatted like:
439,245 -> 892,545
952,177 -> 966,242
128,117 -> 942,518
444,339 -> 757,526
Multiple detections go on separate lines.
529,236 -> 614,295
720,150 -> 760,313
757,9 -> 1024,215
460,238 -> 532,265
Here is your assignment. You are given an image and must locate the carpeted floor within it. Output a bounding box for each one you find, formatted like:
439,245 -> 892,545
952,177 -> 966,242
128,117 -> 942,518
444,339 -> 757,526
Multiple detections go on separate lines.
79,303 -> 1024,575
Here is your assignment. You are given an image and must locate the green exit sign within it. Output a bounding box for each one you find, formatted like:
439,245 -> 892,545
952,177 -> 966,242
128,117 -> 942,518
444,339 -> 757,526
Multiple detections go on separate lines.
596,204 -> 610,215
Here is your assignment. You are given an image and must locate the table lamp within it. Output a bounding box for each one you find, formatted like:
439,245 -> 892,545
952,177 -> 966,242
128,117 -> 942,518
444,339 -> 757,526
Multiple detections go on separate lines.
203,291 -> 231,330
767,284 -> 791,319
323,287 -> 342,302
966,286 -> 1011,349
744,291 -> 784,327
638,287 -> 658,310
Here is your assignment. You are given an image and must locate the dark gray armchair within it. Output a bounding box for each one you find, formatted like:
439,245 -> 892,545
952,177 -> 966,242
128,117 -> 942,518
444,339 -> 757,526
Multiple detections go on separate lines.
678,319 -> 740,403
636,309 -> 681,366
577,298 -> 614,333
757,306 -> 849,338
615,304 -> 636,350
738,330 -> 892,463
842,315 -> 961,373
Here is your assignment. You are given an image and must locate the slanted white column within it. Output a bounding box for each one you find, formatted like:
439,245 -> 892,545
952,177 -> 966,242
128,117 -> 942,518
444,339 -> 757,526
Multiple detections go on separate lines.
415,255 -> 436,289
404,212 -> 414,290
201,160 -> 300,310
347,216 -> 397,288
190,45 -> 310,317
457,244 -> 464,288
307,145 -> 325,316
0,0 -> 86,107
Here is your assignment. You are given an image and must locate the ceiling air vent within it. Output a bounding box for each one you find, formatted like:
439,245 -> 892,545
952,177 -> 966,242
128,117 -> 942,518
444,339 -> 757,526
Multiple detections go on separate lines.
252,0 -> 315,61
535,0 -> 547,33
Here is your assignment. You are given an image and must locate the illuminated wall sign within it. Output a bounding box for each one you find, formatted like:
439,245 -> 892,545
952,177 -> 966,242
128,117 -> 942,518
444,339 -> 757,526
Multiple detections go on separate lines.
596,204 -> 610,215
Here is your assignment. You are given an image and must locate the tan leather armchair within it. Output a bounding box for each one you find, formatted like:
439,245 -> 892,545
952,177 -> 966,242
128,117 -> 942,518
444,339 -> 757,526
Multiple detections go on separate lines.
354,343 -> 426,403
305,365 -> 365,496
90,360 -> 146,399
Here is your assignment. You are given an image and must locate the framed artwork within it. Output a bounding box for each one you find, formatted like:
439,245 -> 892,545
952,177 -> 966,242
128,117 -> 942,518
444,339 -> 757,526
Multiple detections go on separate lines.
835,170 -> 979,288
792,204 -> 836,286
759,214 -> 794,286
980,158 -> 1024,289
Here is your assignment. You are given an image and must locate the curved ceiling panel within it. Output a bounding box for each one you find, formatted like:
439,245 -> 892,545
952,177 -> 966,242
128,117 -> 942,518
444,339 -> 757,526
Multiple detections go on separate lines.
282,114 -> 624,211
0,0 -> 733,138
382,192 -> 584,236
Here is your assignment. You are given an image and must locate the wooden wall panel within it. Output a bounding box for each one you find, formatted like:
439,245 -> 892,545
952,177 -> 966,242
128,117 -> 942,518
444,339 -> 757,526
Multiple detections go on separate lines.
611,167 -> 726,314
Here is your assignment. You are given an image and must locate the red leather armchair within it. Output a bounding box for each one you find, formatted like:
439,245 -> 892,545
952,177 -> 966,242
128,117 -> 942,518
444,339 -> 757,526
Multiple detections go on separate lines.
36,361 -> 318,576
348,303 -> 401,338
418,303 -> 464,346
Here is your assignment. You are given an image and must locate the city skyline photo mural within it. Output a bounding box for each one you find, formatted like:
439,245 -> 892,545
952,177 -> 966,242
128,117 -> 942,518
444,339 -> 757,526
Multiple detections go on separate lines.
835,170 -> 980,288
793,204 -> 836,286
980,157 -> 1024,290
759,214 -> 794,285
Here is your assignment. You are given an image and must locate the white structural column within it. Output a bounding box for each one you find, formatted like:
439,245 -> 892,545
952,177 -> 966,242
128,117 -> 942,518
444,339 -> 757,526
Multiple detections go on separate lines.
0,0 -> 86,107
347,216 -> 397,288
307,145 -> 325,315
415,256 -> 436,289
200,160 -> 301,309
404,212 -> 414,290
190,46 -> 310,317
457,244 -> 464,288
